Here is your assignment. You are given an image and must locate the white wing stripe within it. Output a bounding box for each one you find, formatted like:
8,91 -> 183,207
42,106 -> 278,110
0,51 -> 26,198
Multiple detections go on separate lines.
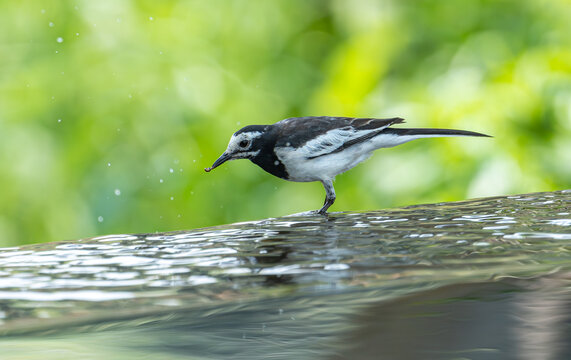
294,128 -> 380,158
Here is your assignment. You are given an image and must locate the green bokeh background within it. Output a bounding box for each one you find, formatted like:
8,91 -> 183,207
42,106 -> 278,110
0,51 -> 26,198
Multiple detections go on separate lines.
1,0 -> 570,246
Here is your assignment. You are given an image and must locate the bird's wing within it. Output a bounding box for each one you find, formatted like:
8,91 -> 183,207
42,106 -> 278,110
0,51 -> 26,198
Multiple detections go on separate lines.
276,117 -> 404,158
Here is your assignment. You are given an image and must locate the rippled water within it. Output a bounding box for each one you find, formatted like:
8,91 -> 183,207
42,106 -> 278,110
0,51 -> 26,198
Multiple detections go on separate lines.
0,191 -> 570,359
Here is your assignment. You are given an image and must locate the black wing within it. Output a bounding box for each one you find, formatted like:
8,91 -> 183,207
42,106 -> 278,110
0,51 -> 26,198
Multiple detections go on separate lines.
274,116 -> 404,148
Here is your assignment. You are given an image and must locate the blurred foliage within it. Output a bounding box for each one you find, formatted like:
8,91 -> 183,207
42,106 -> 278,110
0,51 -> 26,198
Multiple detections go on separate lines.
0,0 -> 570,246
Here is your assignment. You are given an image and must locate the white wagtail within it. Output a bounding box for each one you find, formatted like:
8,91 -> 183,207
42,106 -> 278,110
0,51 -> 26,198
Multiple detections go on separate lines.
205,117 -> 490,214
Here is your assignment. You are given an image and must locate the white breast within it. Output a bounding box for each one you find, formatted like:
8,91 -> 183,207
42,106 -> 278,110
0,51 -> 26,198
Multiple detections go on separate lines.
274,143 -> 372,182
275,132 -> 419,182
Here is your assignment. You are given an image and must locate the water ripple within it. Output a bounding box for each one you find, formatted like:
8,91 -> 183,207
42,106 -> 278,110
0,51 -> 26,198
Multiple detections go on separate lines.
0,190 -> 569,331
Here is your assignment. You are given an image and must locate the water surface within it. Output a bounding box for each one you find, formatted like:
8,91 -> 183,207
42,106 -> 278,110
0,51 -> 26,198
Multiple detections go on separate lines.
0,190 -> 569,359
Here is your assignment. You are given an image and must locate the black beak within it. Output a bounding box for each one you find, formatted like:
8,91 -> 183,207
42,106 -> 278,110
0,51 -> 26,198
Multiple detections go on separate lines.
204,152 -> 232,172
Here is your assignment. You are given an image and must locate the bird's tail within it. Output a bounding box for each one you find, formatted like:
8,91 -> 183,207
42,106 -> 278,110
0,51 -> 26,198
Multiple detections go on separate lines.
369,127 -> 491,149
386,128 -> 491,138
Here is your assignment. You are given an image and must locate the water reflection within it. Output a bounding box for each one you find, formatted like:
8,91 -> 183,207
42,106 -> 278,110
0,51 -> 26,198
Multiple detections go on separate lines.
333,274 -> 571,360
0,190 -> 569,359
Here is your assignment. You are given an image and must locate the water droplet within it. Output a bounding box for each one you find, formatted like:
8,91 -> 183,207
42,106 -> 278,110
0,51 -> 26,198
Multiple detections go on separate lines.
128,94 -> 132,99
97,216 -> 104,223
56,37 -> 63,43
170,196 -> 174,200
107,162 -> 111,167
75,32 -> 79,36
41,9 -> 46,14
169,168 -> 174,173
57,118 -> 62,123
159,179 -> 164,183
149,16 -> 154,21
114,189 -> 121,196
274,160 -> 279,166
285,142 -> 291,147
49,22 -> 54,27
190,191 -> 194,195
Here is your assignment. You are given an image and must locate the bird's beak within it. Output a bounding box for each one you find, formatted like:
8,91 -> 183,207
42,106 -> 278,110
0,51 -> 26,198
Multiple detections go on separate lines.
204,152 -> 232,172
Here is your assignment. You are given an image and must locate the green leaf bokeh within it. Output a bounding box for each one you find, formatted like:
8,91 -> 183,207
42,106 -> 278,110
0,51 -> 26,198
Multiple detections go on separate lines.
0,0 -> 570,246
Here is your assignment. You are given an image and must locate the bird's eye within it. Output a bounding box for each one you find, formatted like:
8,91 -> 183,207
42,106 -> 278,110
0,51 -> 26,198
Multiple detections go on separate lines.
239,140 -> 250,148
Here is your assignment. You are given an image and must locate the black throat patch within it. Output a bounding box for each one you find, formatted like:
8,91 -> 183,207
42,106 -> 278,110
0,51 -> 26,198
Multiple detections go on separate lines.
249,128 -> 289,180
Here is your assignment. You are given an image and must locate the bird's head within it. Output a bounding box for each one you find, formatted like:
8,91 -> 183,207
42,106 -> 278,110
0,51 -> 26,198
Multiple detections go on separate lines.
205,125 -> 268,172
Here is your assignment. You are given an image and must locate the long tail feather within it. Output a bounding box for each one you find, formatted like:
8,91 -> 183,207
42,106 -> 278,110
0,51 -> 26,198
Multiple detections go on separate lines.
386,128 -> 491,138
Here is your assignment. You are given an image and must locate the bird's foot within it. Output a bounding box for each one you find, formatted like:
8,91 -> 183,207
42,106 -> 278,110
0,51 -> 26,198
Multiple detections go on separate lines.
316,205 -> 331,215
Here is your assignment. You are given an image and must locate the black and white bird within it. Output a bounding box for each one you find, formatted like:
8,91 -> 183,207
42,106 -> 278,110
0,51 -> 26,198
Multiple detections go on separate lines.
205,117 -> 490,214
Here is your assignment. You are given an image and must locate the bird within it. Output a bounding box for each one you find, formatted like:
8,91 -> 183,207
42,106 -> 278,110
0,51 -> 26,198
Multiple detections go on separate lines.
204,116 -> 490,214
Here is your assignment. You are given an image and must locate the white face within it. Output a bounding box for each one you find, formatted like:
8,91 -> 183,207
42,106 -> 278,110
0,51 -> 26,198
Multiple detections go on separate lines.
225,131 -> 262,159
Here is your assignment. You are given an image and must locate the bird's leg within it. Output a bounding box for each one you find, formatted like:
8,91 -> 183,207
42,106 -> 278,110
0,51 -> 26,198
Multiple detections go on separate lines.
317,180 -> 336,214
